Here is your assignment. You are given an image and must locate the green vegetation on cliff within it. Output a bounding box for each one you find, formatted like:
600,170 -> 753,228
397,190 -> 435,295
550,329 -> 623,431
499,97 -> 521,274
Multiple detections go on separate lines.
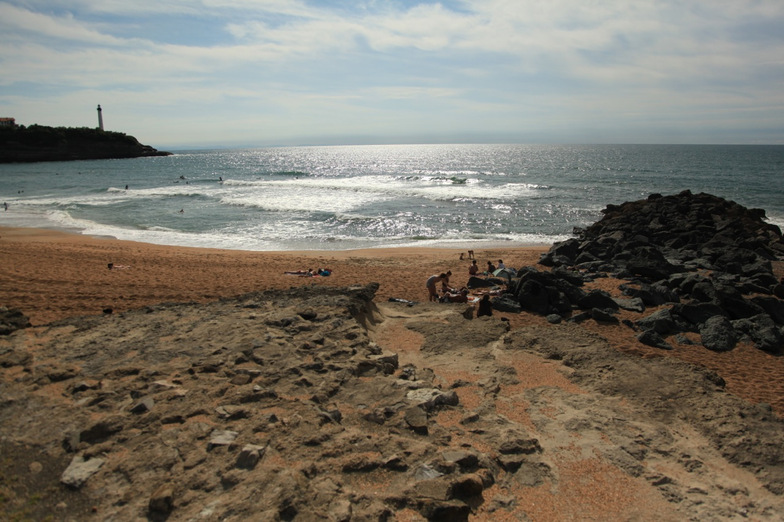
0,125 -> 171,163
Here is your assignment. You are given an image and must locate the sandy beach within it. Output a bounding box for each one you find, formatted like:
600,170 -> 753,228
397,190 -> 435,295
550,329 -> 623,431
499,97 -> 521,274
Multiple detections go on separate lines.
0,227 -> 549,326
2,226 -> 783,416
2,225 -> 784,520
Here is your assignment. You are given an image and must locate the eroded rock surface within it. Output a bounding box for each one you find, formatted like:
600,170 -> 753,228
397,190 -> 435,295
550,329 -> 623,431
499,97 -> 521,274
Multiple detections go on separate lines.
1,283 -> 783,520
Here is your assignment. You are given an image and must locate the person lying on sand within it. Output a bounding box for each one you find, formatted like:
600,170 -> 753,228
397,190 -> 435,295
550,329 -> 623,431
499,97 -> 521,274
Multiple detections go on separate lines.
441,288 -> 470,303
284,268 -> 333,277
285,269 -> 315,276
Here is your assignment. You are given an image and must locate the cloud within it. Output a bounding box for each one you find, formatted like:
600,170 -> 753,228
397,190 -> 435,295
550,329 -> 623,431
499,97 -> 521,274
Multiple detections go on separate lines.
1,0 -> 783,145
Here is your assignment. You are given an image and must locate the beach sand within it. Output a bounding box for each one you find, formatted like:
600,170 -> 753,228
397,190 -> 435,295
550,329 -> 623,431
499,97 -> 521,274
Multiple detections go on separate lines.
2,226 -> 782,416
2,226 -> 784,519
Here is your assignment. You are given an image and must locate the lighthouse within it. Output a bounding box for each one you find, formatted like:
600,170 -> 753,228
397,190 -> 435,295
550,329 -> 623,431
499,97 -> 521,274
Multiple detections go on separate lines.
97,104 -> 104,131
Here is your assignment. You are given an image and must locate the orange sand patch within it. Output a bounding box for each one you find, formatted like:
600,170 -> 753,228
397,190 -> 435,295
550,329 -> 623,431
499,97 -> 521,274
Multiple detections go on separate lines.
479,457 -> 679,521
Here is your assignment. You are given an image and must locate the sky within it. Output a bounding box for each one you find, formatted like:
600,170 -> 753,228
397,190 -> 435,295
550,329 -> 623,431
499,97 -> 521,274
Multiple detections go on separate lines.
1,1 -> 783,148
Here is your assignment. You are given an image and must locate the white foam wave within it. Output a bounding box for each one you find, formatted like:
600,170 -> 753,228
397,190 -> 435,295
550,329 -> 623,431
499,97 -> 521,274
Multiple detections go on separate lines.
218,176 -> 543,206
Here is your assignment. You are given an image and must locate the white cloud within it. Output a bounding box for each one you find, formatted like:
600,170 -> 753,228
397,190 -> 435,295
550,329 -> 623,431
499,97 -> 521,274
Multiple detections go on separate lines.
1,0 -> 783,145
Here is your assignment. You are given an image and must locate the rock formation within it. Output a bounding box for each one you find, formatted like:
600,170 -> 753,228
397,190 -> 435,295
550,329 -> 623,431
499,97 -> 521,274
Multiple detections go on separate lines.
517,191 -> 784,352
0,125 -> 171,163
3,282 -> 784,520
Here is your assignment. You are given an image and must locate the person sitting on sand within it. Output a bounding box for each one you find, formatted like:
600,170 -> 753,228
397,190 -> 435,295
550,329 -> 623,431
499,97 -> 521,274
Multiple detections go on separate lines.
468,259 -> 479,276
497,259 -> 506,269
486,260 -> 496,273
426,273 -> 447,302
477,294 -> 493,317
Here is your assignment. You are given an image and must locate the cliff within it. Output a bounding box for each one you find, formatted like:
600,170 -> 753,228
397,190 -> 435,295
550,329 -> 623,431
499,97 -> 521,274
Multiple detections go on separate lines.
0,125 -> 171,163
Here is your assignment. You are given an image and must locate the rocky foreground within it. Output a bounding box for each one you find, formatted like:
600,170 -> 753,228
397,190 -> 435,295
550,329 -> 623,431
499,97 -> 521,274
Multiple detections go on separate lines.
2,282 -> 784,521
1,191 -> 784,521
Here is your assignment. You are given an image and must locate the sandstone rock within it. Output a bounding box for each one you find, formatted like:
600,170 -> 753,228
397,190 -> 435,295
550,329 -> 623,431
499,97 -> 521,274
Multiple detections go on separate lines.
404,406 -> 428,434
207,429 -> 238,450
406,388 -> 459,411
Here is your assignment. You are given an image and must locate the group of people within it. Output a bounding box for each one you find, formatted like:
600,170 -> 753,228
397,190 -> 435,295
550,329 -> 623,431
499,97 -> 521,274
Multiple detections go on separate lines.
425,260 -> 499,317
468,258 -> 505,276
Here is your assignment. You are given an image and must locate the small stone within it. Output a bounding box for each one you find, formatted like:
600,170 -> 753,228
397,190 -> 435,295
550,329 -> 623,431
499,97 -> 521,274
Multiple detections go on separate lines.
129,397 -> 154,414
148,484 -> 174,514
207,429 -> 238,451
404,406 -> 428,434
460,412 -> 480,425
235,444 -> 266,470
230,373 -> 251,385
441,450 -> 479,471
498,437 -> 541,455
383,455 -> 408,471
450,473 -> 484,499
61,455 -> 105,488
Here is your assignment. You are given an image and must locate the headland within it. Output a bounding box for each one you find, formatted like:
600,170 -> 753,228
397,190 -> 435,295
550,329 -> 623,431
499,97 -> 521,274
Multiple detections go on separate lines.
0,124 -> 171,163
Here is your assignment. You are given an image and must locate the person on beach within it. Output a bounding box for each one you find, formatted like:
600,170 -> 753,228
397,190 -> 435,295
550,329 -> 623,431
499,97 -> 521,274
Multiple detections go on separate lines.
426,273 -> 447,301
486,260 -> 496,273
477,294 -> 493,317
468,259 -> 479,276
497,259 -> 506,269
441,270 -> 454,293
442,288 -> 469,303
285,269 -> 314,276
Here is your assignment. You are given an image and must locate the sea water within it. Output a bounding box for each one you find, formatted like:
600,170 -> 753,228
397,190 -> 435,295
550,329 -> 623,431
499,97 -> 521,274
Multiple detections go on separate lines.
1,144 -> 782,251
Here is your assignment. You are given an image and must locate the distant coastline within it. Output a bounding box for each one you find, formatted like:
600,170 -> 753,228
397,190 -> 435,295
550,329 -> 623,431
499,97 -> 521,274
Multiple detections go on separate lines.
0,124 -> 171,163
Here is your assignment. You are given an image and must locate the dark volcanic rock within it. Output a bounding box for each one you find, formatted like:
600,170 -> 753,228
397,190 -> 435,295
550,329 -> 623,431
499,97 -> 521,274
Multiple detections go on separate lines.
532,191 -> 784,353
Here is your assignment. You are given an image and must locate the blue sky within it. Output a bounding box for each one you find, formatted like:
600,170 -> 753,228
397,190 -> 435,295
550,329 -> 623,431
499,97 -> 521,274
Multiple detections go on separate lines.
1,1 -> 783,148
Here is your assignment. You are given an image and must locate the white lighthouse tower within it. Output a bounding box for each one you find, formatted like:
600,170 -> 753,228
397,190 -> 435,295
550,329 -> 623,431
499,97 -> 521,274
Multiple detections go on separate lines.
97,104 -> 104,131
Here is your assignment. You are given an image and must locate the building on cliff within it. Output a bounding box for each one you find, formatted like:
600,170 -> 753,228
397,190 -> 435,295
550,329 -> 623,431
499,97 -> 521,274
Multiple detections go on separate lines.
0,117 -> 15,128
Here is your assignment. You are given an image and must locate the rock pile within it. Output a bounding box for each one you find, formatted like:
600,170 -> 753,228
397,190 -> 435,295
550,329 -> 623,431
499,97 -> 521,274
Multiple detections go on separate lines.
511,191 -> 784,352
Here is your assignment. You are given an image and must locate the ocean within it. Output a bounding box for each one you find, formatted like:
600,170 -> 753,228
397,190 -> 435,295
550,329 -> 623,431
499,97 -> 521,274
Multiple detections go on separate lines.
1,144 -> 782,251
